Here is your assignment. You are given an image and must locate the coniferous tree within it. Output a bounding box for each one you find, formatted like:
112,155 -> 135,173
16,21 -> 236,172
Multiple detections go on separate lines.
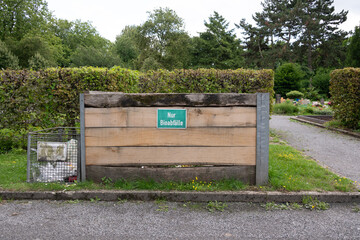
192,12 -> 244,69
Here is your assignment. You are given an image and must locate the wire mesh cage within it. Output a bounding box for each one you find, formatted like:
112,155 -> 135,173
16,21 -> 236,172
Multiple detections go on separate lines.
27,127 -> 80,183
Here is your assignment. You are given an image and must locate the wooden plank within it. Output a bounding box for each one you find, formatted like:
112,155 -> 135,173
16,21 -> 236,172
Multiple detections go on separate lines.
84,93 -> 257,108
85,107 -> 256,128
85,146 -> 256,166
86,165 -> 256,184
85,127 -> 256,147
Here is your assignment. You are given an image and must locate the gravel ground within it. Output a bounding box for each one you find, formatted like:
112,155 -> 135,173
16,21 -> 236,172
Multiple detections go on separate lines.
0,200 -> 360,239
270,115 -> 360,184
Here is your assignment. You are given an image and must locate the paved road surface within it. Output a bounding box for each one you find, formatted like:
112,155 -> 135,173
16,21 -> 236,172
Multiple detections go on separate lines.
1,200 -> 360,239
270,115 -> 360,184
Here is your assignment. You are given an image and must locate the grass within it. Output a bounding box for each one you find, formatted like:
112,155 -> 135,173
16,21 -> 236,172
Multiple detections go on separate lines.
261,197 -> 329,211
0,135 -> 358,192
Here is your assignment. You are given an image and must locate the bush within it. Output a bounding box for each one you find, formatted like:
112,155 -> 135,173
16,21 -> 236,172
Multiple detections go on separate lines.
303,86 -> 321,101
0,128 -> 28,153
312,68 -> 331,97
273,101 -> 299,115
286,90 -> 304,99
274,63 -> 305,96
330,68 -> 360,129
0,40 -> 19,69
0,67 -> 274,143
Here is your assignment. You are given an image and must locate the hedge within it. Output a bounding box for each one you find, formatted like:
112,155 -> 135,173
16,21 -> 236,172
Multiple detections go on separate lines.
330,68 -> 360,129
0,67 -> 274,133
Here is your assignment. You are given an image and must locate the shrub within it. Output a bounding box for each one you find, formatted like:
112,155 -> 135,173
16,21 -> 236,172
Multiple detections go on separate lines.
312,68 -> 331,97
0,128 -> 28,153
28,53 -> 49,70
330,68 -> 360,129
273,101 -> 299,115
303,86 -> 321,101
0,67 -> 274,149
0,40 -> 19,69
286,90 -> 304,99
274,63 -> 304,96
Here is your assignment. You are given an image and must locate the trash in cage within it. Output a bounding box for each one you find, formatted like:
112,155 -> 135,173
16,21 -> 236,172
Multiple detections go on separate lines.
37,162 -> 77,182
27,128 -> 80,183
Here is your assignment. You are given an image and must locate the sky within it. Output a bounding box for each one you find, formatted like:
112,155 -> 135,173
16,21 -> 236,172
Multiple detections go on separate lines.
46,0 -> 360,42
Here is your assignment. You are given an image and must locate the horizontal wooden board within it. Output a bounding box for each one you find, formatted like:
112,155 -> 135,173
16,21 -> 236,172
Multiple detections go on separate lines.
85,146 -> 255,166
85,107 -> 256,128
86,165 -> 256,184
84,92 -> 257,108
85,127 -> 256,147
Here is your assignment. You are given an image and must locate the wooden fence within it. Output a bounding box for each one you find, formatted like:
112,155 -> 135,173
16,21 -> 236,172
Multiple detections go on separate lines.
80,92 -> 269,185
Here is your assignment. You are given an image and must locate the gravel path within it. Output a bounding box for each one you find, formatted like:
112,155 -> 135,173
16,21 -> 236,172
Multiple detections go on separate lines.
270,115 -> 360,184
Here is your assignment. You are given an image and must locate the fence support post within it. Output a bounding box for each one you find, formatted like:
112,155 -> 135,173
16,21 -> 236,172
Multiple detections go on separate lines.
26,133 -> 31,182
256,93 -> 269,185
80,93 -> 86,182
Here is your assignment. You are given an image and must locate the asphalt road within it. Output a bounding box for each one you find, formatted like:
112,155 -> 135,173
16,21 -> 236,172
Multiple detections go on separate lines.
1,200 -> 360,239
270,115 -> 360,184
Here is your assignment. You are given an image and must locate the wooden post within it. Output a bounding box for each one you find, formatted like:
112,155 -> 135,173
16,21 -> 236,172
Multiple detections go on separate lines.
256,93 -> 269,185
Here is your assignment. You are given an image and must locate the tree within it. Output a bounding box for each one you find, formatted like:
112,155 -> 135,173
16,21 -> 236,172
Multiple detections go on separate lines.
312,68 -> 331,97
296,0 -> 348,71
114,26 -> 140,69
239,0 -> 348,70
50,19 -> 111,67
274,62 -> 305,96
0,0 -> 51,41
136,7 -> 191,70
28,52 -> 49,70
346,26 -> 360,67
12,35 -> 55,68
70,45 -> 121,68
0,40 -> 19,69
192,12 -> 244,69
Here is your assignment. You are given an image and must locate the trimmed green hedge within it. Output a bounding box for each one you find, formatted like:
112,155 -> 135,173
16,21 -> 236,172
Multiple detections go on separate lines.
330,68 -> 360,129
0,67 -> 274,132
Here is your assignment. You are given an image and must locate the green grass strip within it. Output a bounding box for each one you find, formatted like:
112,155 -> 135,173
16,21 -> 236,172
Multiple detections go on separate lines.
0,144 -> 357,192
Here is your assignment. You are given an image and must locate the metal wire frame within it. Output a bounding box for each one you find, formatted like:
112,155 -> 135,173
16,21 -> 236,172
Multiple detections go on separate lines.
27,127 -> 80,183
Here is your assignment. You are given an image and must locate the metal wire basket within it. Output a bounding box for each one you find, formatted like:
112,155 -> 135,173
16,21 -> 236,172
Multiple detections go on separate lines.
27,127 -> 80,183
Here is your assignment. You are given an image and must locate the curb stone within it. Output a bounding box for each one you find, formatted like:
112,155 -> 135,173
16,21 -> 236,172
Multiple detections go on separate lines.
1,190 -> 360,203
290,116 -> 360,139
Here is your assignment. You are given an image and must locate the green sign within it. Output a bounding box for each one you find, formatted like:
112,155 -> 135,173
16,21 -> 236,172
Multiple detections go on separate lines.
157,109 -> 187,129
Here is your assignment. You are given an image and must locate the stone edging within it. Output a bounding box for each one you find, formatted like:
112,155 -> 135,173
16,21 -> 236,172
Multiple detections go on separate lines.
1,190 -> 360,203
291,116 -> 360,139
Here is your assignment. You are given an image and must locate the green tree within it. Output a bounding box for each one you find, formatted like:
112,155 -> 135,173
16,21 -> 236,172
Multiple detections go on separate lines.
312,68 -> 331,97
0,0 -> 51,41
192,12 -> 244,69
346,26 -> 360,67
0,40 -> 19,69
70,45 -> 121,68
239,0 -> 348,70
274,62 -> 305,96
12,35 -> 55,68
136,7 -> 191,70
50,19 -> 111,67
28,52 -> 49,70
114,25 -> 140,69
295,0 -> 348,71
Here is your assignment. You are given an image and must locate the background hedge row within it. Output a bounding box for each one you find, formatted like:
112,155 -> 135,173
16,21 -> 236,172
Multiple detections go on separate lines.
330,68 -> 360,129
0,67 -> 274,151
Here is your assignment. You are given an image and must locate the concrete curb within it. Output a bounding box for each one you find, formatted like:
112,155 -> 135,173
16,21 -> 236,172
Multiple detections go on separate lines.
291,116 -> 360,139
1,190 -> 360,203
